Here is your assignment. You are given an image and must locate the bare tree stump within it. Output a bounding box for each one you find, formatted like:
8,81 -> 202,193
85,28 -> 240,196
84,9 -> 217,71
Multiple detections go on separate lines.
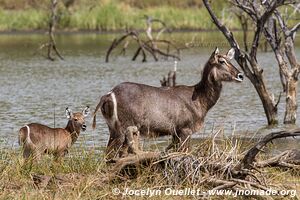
160,61 -> 177,87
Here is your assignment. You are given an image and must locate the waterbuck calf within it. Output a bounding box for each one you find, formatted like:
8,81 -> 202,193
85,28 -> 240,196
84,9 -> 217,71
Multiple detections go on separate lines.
93,48 -> 243,158
19,106 -> 90,160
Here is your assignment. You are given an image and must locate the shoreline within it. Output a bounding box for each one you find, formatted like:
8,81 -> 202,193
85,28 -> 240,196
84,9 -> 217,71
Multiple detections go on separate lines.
0,28 -> 243,35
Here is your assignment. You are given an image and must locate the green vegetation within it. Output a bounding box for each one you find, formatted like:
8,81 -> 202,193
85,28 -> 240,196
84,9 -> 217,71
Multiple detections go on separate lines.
0,0 -> 298,32
0,0 -> 238,31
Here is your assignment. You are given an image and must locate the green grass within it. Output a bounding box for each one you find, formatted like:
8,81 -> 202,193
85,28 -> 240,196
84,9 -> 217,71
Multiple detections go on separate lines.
0,0 -> 298,32
0,9 -> 48,31
64,5 -> 220,31
0,0 -> 240,32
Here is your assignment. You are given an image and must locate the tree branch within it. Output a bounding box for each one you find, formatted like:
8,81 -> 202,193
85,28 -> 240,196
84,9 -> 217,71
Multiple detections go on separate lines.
241,129 -> 300,169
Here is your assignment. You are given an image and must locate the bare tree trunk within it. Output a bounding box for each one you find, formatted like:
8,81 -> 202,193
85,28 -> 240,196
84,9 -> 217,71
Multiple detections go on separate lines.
264,9 -> 300,124
254,78 -> 278,124
244,59 -> 278,125
285,77 -> 297,123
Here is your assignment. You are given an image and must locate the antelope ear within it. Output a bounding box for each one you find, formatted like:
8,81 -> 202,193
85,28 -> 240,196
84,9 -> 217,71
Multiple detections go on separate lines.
213,47 -> 219,55
82,106 -> 90,117
210,47 -> 219,61
65,107 -> 73,119
226,48 -> 235,60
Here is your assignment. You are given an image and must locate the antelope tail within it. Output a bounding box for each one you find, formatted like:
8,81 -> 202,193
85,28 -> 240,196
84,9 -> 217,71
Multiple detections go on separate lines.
92,100 -> 102,130
93,92 -> 119,130
19,125 -> 32,145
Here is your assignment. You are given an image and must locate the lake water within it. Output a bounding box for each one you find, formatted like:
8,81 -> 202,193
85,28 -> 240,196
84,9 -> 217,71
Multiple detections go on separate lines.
0,31 -> 299,151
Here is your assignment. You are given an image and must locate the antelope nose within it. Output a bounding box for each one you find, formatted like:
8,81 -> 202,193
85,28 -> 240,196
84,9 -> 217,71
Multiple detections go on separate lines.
82,124 -> 87,130
237,73 -> 244,81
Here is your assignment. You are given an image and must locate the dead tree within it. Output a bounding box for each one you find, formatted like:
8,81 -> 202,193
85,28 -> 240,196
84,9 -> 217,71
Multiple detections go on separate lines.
37,0 -> 64,61
203,0 -> 291,125
105,17 -> 180,62
160,61 -> 177,87
263,1 -> 300,124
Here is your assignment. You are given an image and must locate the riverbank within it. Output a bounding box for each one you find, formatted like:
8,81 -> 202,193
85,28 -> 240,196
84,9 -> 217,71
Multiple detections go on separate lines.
0,1 -> 239,32
0,0 -> 299,33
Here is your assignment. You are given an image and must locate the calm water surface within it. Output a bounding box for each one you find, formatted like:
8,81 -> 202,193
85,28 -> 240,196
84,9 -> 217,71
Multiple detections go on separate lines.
0,32 -> 299,151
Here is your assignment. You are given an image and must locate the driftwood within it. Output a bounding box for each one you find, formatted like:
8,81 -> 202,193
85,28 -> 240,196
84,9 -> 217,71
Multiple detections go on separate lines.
105,17 -> 180,62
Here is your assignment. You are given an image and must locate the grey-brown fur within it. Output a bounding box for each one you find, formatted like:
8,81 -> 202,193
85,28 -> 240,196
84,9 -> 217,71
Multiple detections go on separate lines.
93,48 -> 243,158
19,106 -> 90,160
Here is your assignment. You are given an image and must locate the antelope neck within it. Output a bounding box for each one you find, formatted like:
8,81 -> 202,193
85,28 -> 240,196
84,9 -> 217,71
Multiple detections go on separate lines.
194,73 -> 222,112
65,120 -> 81,143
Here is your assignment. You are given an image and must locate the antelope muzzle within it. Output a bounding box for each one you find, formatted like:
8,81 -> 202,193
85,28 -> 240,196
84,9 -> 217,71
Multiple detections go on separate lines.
82,123 -> 87,131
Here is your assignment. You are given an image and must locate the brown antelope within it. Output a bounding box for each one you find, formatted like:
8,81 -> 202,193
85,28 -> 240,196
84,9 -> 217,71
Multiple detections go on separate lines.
93,48 -> 243,158
18,106 -> 90,160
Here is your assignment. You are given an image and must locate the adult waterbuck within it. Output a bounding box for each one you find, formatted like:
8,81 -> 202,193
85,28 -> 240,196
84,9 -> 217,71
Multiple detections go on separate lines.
19,106 -> 90,160
93,48 -> 243,158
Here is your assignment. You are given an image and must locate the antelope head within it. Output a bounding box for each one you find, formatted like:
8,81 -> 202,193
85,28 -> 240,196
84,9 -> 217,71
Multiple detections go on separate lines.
207,47 -> 244,83
66,106 -> 90,131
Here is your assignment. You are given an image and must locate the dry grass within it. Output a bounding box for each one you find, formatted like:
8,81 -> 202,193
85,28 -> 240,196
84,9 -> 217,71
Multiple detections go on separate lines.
0,131 -> 300,199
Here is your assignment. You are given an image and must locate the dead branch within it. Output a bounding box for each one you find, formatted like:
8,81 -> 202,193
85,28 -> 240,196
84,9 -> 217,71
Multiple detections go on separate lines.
105,32 -> 138,62
241,129 -> 300,169
105,17 -> 180,62
37,0 -> 64,61
107,152 -> 161,181
256,149 -> 300,168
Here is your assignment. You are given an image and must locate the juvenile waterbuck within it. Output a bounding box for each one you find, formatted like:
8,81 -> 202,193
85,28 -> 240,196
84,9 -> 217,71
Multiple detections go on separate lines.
19,106 -> 90,160
93,48 -> 243,158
